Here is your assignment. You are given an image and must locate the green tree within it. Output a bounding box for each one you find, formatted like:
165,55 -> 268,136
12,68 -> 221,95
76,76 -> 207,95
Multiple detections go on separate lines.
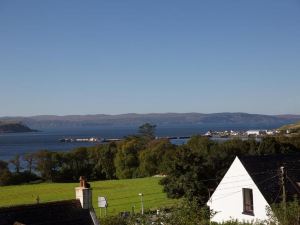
160,144 -> 214,203
162,200 -> 211,225
34,150 -> 59,181
71,147 -> 92,179
58,147 -> 93,181
138,139 -> 175,177
258,137 -> 282,155
23,153 -> 34,173
0,160 -> 12,186
138,123 -> 156,140
115,137 -> 143,179
10,154 -> 21,173
90,142 -> 117,180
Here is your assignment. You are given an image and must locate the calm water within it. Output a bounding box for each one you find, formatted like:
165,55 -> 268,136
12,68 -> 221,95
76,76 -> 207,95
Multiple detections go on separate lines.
0,127 -> 207,161
0,126 -> 264,161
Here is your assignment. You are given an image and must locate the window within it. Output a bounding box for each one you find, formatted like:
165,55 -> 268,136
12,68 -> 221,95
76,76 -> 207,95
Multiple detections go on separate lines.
242,188 -> 254,215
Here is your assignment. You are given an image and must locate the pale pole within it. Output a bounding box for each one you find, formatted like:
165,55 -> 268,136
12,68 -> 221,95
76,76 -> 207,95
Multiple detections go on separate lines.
138,193 -> 144,215
280,166 -> 286,223
208,188 -> 214,225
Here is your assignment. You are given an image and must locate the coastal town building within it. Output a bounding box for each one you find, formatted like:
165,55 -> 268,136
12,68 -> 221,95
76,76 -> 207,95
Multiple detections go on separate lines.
246,130 -> 264,136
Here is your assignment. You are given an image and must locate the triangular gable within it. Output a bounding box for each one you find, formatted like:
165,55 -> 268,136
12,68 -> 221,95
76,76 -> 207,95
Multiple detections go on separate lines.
207,156 -> 272,223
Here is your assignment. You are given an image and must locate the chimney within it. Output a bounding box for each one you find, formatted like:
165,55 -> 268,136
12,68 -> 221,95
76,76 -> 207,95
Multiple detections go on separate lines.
75,176 -> 93,209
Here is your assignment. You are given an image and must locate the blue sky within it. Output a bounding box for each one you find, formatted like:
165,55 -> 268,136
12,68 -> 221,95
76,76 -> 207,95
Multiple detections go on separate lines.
0,0 -> 299,116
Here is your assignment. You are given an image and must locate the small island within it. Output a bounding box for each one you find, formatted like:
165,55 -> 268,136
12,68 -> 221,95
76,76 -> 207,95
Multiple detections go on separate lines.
0,121 -> 37,133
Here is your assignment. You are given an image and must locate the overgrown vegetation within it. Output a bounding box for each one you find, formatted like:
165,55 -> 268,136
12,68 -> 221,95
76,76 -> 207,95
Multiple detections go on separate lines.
100,199 -> 300,225
267,200 -> 300,225
101,200 -> 211,225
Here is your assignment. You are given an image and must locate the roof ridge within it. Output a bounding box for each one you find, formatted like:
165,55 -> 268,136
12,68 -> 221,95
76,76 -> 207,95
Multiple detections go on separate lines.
0,199 -> 80,211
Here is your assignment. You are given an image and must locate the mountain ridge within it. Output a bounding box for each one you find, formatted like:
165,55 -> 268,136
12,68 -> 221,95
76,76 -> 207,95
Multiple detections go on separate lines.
1,113 -> 300,130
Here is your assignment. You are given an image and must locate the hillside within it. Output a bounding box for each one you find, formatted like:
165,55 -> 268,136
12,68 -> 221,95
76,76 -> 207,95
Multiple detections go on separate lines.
279,121 -> 300,133
1,113 -> 300,130
0,121 -> 36,133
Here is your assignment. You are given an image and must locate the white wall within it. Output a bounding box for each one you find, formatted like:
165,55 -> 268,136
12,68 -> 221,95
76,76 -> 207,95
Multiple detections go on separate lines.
207,157 -> 271,223
75,187 -> 93,209
246,130 -> 260,136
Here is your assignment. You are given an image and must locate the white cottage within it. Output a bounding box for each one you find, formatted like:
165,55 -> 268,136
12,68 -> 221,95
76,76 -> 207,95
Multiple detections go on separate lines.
207,155 -> 300,223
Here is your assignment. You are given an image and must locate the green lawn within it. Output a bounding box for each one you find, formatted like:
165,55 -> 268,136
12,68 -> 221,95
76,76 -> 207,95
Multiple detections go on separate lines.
0,177 -> 177,216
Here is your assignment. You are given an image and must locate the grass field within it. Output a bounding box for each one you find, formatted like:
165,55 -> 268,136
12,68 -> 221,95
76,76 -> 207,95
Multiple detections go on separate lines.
0,177 -> 177,216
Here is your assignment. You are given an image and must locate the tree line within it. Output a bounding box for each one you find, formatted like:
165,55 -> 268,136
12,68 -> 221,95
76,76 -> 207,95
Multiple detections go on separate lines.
0,123 -> 172,184
0,137 -> 176,184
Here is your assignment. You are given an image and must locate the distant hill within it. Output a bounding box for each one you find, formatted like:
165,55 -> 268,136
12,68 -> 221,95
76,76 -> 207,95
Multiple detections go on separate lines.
1,113 -> 300,131
279,121 -> 300,133
0,121 -> 36,133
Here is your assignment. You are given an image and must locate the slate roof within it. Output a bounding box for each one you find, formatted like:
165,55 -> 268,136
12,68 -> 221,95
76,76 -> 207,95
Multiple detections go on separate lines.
0,199 -> 94,225
239,154 -> 300,204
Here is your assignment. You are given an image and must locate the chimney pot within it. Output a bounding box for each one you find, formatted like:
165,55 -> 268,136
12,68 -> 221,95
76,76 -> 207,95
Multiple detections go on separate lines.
79,176 -> 86,188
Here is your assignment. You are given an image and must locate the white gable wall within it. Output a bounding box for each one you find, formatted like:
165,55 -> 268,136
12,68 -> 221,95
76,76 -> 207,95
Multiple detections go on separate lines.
207,157 -> 271,223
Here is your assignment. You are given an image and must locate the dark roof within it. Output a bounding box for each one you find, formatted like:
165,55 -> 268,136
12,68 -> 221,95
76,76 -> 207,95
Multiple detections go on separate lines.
0,200 -> 94,225
239,154 -> 300,204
